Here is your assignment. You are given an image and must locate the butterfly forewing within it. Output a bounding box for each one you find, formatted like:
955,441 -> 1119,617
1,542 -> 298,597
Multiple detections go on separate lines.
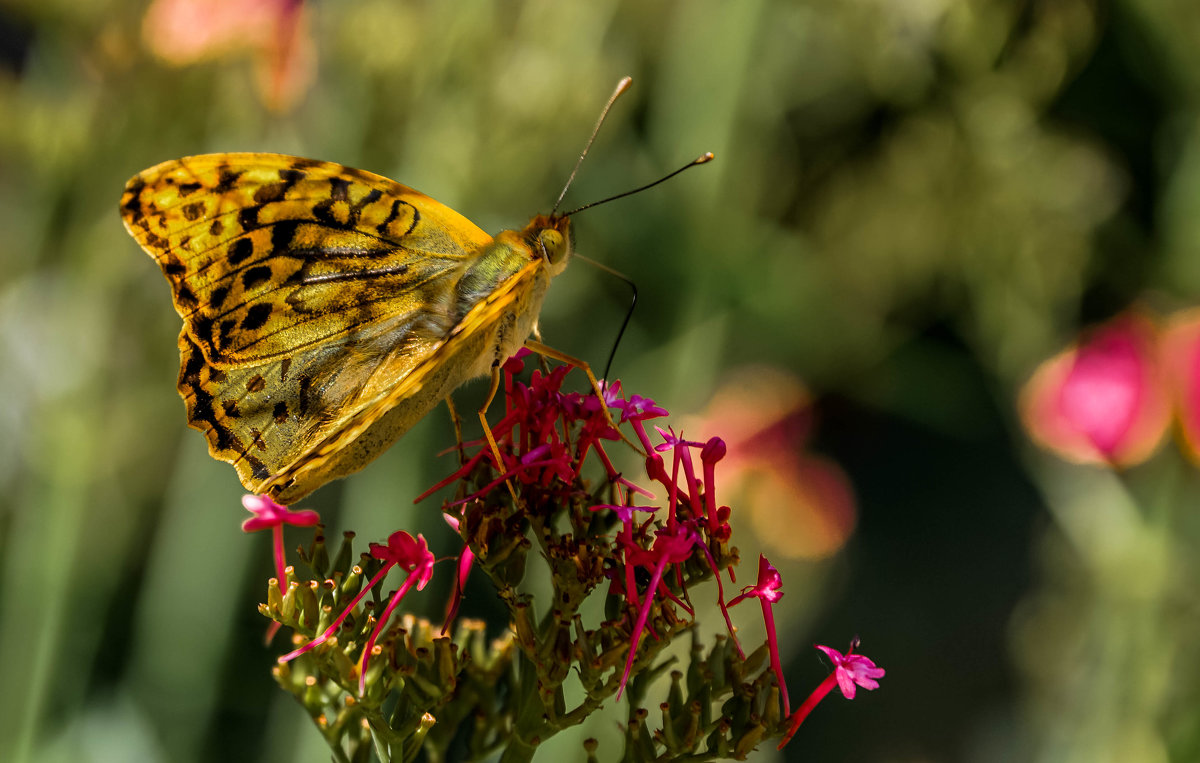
120,153 -> 493,365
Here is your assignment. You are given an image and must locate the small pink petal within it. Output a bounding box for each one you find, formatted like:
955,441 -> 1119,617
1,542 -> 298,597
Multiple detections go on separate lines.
241,494 -> 319,532
835,668 -> 858,700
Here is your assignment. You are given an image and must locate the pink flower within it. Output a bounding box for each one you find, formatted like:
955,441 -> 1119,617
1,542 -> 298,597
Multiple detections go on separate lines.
779,639 -> 884,749
816,643 -> 884,699
610,393 -> 669,453
356,532 -> 434,694
440,513 -> 475,634
639,428 -> 741,650
241,494 -> 319,589
423,358 -> 748,704
1020,313 -> 1170,467
728,555 -> 789,714
616,525 -> 697,700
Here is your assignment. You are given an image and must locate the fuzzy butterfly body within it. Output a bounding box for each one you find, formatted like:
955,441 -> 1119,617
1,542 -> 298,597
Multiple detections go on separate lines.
121,153 -> 571,504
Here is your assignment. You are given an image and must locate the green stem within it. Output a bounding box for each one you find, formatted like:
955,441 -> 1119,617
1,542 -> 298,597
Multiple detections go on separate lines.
497,735 -> 538,763
327,737 -> 351,763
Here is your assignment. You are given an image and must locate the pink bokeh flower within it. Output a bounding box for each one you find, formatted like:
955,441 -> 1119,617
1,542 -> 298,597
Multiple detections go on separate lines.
142,0 -> 315,112
1161,308 -> 1200,463
1020,313 -> 1170,467
688,367 -> 857,559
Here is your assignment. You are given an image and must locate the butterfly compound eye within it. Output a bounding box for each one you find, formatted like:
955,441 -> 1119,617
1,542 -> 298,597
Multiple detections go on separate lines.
538,229 -> 567,264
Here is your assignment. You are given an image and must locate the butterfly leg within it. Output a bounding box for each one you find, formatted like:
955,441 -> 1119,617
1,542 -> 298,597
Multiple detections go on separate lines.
522,340 -> 646,456
444,395 -> 467,465
479,361 -> 521,504
530,326 -> 553,376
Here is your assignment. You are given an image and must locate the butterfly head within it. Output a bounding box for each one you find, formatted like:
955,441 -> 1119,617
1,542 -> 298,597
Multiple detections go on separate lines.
524,213 -> 572,276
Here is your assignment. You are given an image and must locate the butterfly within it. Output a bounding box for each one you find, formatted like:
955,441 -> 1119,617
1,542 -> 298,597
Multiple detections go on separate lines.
120,78 -> 710,505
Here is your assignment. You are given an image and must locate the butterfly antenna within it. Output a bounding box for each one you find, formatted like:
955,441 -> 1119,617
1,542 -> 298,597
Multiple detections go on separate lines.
561,153 -> 714,218
574,253 -> 638,381
552,76 -> 634,215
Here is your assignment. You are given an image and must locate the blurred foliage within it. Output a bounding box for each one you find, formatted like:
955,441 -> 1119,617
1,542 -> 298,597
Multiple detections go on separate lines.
5,0 -> 1200,761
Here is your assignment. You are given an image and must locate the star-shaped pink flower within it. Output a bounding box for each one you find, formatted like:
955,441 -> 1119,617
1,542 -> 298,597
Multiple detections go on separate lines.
729,555 -> 789,713
779,639 -> 884,749
241,494 -> 319,590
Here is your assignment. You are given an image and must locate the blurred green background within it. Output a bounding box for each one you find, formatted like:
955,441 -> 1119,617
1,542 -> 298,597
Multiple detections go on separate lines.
4,0 -> 1200,761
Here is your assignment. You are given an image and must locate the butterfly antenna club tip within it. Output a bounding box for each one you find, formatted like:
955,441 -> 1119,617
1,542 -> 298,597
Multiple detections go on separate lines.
561,151 -> 715,218
552,76 -> 635,215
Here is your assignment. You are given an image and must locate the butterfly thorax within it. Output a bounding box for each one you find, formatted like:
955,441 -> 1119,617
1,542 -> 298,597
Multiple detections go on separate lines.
452,214 -> 572,324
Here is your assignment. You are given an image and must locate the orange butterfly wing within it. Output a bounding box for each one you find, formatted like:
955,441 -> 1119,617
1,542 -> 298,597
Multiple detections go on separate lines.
261,256 -> 555,501
121,153 -> 505,500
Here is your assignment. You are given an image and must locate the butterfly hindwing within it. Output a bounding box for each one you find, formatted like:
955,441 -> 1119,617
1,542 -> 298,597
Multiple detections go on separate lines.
177,307 -> 443,495
261,258 -> 553,502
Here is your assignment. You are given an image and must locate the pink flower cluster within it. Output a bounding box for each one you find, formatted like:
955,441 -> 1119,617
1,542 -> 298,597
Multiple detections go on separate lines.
426,352 -> 757,698
1021,309 -> 1200,467
240,350 -> 884,744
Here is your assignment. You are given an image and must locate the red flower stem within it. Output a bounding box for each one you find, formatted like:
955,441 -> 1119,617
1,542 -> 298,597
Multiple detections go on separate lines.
665,449 -> 681,523
272,525 -> 287,586
655,577 -> 692,615
617,555 -> 671,700
702,455 -> 719,533
446,456 -> 571,506
631,419 -> 656,453
679,449 -> 701,520
759,599 -> 789,715
358,572 -> 421,695
693,538 -> 743,659
414,449 -> 487,502
592,442 -> 619,479
778,672 -> 838,749
441,545 -> 474,633
624,563 -> 639,609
